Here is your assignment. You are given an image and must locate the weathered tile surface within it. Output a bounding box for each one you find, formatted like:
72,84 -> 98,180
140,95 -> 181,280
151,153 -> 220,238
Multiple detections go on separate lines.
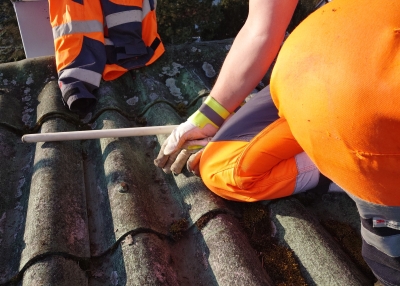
0,39 -> 374,286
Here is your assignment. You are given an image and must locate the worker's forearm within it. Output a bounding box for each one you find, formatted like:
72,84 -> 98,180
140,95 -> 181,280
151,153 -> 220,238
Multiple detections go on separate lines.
209,28 -> 281,112
209,0 -> 298,112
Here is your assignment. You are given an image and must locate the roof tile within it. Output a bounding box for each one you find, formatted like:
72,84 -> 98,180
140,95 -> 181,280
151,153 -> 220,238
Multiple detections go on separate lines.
22,256 -> 87,286
21,120 -> 90,266
0,39 -> 375,285
271,198 -> 370,285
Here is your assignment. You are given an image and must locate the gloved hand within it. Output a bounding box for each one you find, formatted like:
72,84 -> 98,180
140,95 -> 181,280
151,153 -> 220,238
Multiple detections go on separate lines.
154,96 -> 230,175
186,142 -> 208,176
155,137 -> 212,175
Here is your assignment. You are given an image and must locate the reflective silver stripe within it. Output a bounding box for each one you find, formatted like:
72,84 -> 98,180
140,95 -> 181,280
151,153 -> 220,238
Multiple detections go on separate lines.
348,193 -> 400,221
328,182 -> 345,192
52,20 -> 103,39
59,68 -> 102,87
106,10 -> 142,29
315,0 -> 331,9
293,152 -> 319,194
104,38 -> 114,46
361,224 -> 400,257
142,0 -> 151,19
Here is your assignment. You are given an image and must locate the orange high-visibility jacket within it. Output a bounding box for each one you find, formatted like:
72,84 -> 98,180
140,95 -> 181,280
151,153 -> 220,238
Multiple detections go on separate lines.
48,0 -> 164,112
271,2 -> 400,283
271,0 -> 400,206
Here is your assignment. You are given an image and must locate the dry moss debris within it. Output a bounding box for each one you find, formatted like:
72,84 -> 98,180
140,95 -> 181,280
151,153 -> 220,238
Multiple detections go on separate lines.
238,202 -> 308,285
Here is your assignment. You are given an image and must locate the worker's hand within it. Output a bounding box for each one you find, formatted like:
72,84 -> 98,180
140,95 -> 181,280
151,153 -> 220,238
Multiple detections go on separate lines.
154,96 -> 230,175
186,147 -> 205,176
155,137 -> 212,175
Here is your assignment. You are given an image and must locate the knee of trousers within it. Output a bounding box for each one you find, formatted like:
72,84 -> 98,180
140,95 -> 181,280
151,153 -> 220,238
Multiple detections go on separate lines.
200,141 -> 247,201
200,141 -> 298,202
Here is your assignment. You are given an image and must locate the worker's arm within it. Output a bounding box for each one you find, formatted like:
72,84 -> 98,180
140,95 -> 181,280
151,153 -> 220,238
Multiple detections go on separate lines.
155,0 -> 298,174
209,0 -> 298,112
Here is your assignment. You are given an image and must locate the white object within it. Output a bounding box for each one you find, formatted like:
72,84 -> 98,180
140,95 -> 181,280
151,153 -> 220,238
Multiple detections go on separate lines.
293,152 -> 319,194
22,125 -> 179,143
13,0 -> 55,58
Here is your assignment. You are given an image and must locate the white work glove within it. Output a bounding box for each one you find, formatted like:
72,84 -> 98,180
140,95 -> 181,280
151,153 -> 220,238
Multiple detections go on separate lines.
154,96 -> 231,175
155,136 -> 212,175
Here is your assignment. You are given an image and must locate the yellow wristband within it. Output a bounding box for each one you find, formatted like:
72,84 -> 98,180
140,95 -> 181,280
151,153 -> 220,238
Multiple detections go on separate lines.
188,96 -> 230,129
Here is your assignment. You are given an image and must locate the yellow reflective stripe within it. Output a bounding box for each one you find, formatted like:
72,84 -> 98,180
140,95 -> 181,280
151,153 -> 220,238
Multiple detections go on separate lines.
52,20 -> 103,39
59,68 -> 102,87
188,96 -> 230,129
106,10 -> 142,28
188,110 -> 219,129
204,96 -> 230,119
187,145 -> 204,151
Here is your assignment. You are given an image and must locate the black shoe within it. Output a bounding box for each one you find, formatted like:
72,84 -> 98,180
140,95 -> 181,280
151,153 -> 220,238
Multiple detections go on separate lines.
62,86 -> 97,116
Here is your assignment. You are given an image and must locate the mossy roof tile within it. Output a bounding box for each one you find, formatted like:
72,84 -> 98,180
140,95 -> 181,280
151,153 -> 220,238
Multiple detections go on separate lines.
270,198 -> 370,285
0,39 -> 374,285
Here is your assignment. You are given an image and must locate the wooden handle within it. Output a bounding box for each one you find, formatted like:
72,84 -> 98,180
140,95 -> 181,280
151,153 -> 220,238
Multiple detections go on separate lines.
21,125 -> 179,143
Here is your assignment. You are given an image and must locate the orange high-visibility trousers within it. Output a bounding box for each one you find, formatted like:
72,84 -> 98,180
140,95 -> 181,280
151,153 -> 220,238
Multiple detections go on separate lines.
200,88 -> 316,202
271,0 -> 400,284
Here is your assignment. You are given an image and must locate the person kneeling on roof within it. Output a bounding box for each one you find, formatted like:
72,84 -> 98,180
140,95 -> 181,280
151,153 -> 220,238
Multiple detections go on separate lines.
154,0 -> 400,285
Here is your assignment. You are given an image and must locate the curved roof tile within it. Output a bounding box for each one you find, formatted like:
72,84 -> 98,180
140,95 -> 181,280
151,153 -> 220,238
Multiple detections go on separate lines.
0,39 -> 375,286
